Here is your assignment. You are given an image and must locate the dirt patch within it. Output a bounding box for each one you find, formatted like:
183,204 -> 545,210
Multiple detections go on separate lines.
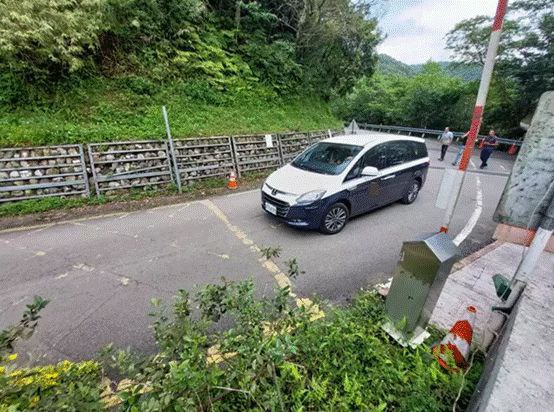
0,179 -> 265,231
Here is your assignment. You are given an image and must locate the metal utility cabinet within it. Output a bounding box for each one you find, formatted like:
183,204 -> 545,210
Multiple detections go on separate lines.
385,233 -> 459,336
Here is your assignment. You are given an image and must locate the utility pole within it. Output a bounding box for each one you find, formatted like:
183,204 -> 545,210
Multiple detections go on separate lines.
439,0 -> 509,233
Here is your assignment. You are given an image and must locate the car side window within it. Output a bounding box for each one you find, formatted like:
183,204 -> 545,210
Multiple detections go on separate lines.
345,157 -> 364,181
364,144 -> 388,170
407,141 -> 428,160
345,145 -> 385,181
385,142 -> 411,167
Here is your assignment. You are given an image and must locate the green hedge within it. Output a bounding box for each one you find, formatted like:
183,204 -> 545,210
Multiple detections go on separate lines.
1,269 -> 482,410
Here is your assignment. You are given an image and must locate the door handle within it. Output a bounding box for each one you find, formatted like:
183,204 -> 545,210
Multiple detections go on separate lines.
381,175 -> 396,181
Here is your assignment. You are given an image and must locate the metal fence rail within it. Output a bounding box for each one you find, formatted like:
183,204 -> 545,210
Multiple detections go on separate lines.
279,131 -> 324,163
88,140 -> 173,197
233,134 -> 282,177
0,128 -> 340,204
173,136 -> 235,183
359,123 -> 523,146
0,144 -> 89,203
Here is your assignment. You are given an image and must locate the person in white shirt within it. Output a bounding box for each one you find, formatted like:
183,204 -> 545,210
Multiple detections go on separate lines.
438,127 -> 454,161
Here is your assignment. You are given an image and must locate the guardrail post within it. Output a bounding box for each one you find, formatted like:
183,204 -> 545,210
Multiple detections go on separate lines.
87,144 -> 101,198
162,106 -> 182,193
230,136 -> 241,178
278,134 -> 288,166
78,144 -> 90,198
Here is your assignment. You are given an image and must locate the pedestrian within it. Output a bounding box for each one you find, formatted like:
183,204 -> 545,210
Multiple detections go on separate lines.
452,131 -> 469,166
480,130 -> 498,169
438,127 -> 453,161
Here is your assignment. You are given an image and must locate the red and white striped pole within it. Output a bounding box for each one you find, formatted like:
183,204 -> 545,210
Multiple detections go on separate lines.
439,0 -> 509,233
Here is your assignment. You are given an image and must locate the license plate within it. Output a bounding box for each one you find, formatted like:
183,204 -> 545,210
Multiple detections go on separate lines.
265,203 -> 277,215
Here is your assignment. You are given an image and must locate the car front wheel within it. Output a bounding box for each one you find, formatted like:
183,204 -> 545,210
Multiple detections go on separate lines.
320,202 -> 349,234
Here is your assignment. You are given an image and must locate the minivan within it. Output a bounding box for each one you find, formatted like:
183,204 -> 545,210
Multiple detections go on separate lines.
261,133 -> 429,234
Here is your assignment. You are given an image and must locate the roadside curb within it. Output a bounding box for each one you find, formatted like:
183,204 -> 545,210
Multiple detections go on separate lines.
451,240 -> 504,272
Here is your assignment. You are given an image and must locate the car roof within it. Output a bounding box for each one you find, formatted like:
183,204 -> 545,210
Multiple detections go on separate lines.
323,132 -> 425,147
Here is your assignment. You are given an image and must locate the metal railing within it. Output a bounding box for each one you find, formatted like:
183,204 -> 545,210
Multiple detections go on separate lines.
0,129 -> 343,204
359,123 -> 523,146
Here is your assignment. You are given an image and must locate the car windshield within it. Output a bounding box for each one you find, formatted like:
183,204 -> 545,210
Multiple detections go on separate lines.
292,142 -> 363,175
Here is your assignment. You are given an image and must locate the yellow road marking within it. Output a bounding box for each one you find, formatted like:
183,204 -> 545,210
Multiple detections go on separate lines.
201,199 -> 324,320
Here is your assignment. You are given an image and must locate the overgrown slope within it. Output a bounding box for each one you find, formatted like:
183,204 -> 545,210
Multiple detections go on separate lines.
0,79 -> 341,147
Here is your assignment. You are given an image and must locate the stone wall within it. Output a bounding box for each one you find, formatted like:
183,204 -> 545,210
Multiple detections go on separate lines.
234,134 -> 281,176
173,137 -> 234,183
0,129 -> 341,203
0,145 -> 88,203
280,131 -> 327,163
88,141 -> 173,196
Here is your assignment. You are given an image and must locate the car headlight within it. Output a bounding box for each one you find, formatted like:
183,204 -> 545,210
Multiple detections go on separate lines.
296,190 -> 326,205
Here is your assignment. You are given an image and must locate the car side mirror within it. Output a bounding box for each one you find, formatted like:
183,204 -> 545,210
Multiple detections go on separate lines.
361,166 -> 379,177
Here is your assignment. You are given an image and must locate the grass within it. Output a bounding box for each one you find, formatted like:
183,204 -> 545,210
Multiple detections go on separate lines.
0,78 -> 342,147
0,172 -> 272,218
0,189 -> 173,218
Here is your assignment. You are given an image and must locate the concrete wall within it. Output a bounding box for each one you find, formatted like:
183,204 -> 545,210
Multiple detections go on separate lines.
494,91 -> 554,231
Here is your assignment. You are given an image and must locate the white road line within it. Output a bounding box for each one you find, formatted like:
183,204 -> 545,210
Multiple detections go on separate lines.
499,164 -> 507,171
226,189 -> 259,198
453,175 -> 483,246
470,159 -> 477,169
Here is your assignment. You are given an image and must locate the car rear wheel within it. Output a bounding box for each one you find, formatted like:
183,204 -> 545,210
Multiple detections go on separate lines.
401,180 -> 421,204
320,203 -> 349,234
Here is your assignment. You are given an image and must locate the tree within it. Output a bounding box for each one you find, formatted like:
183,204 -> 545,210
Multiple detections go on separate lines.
445,16 -> 519,65
333,63 -> 470,131
332,74 -> 408,125
0,0 -> 105,83
400,63 -> 465,129
445,0 -> 553,113
281,0 -> 381,96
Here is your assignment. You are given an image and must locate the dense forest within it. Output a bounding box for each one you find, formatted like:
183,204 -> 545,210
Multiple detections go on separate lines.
0,0 -> 551,145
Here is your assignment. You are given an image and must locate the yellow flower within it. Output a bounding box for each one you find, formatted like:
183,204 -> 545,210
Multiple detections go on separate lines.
44,372 -> 59,381
0,366 -> 5,374
29,395 -> 40,408
7,354 -> 17,362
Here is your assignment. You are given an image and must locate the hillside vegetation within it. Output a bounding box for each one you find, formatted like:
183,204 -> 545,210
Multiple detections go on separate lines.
0,80 -> 341,147
0,0 -> 379,146
0,0 -> 550,145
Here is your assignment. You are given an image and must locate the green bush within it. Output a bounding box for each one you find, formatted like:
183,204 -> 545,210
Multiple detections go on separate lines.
1,262 -> 482,410
100,277 -> 481,411
0,0 -> 104,87
0,360 -> 103,412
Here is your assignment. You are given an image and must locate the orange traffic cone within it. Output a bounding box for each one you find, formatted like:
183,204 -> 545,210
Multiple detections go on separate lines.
433,306 -> 476,371
508,144 -> 518,155
227,170 -> 238,190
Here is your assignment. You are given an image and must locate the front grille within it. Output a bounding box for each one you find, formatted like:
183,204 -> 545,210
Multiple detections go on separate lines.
262,192 -> 290,218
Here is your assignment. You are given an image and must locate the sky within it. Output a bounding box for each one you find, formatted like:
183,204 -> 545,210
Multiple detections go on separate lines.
376,0 -> 500,64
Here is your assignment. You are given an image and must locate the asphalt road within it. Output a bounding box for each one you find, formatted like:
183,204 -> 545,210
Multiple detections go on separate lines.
0,141 -> 514,363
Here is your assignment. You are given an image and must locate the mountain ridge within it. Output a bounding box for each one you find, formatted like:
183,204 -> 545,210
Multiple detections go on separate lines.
377,54 -> 482,81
